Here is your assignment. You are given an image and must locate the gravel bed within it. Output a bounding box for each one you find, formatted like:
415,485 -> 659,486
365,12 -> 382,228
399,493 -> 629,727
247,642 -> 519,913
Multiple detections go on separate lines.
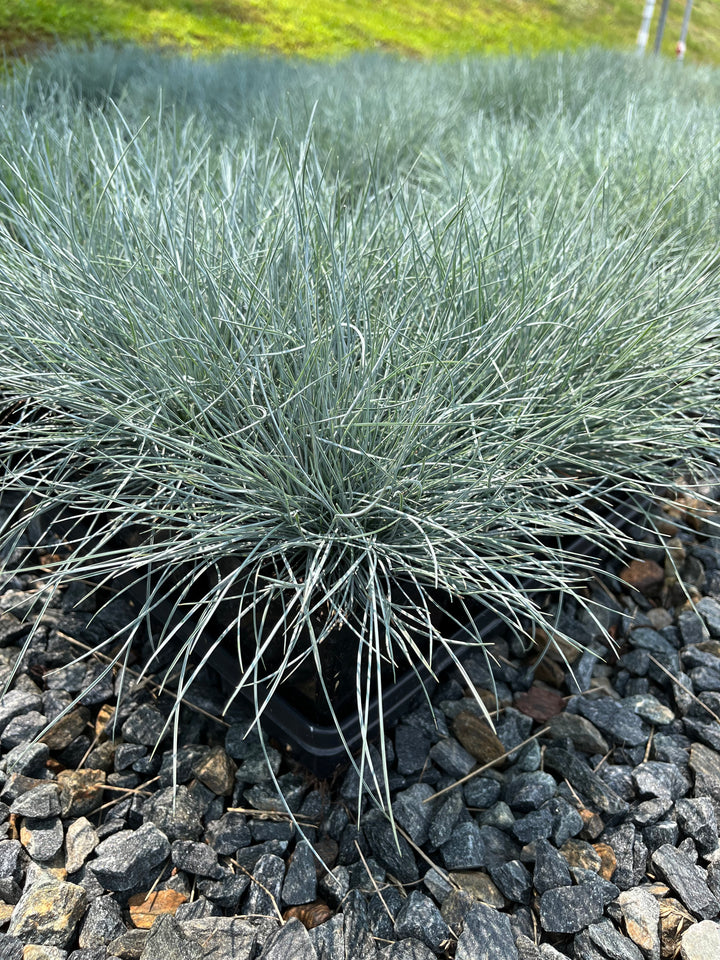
1,490 -> 720,959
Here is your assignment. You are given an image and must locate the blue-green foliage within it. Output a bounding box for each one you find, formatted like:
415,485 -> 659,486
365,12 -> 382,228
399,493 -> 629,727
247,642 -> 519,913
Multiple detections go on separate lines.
0,46 -> 718,808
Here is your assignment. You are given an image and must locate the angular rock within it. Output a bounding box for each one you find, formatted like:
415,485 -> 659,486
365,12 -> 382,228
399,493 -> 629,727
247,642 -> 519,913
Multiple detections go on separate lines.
0,934 -> 23,960
342,890 -> 376,960
175,899 -> 222,922
533,839 -> 572,894
575,698 -> 649,746
20,817 -> 64,861
575,919 -> 644,960
205,812 -> 251,856
697,598 -> 720,638
544,746 -> 628,816
429,738 -> 475,779
142,786 -> 203,841
259,917 -> 318,958
427,791 -> 463,849
192,747 -> 236,798
179,917 -> 260,960
136,914 -> 200,960
478,800 -> 514,831
8,879 -> 87,947
512,807 -> 554,844
676,797 -> 719,856
652,844 -> 720,920
633,760 -> 692,800
392,784 -> 436,846
78,894 -> 126,948
89,822 -> 170,892
645,820 -> 680,853
10,783 -> 60,819
245,854 -> 285,916
539,884 -> 604,934
680,919 -> 720,960
57,769 -> 106,819
21,947 -> 67,960
603,823 -> 645,891
489,860 -> 532,905
616,887 -> 661,960
625,694 -> 675,727
108,927 -> 149,957
2,712 -> 47,751
394,891 -> 452,952
282,841 -> 317,907
171,840 -> 224,879
379,939 -> 436,960
547,713 -> 609,755
308,913 -> 344,959
121,705 -> 167,748
455,903 -> 518,960
2,741 -> 50,778
196,872 -> 250,911
65,817 -> 100,875
504,772 -> 556,813
423,866 -> 453,903
0,691 -> 43,734
572,868 -> 620,908
440,822 -> 485,871
364,812 -> 419,884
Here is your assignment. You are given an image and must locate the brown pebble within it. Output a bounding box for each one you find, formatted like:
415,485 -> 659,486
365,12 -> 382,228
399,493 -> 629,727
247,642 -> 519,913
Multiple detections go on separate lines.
449,871 -> 505,908
283,901 -> 333,930
95,704 -> 116,741
41,708 -> 90,751
57,769 -> 106,818
559,839 -> 602,873
578,807 -> 604,841
592,842 -> 617,881
128,889 -> 188,929
540,632 -> 583,665
620,559 -> 665,595
193,746 -> 237,797
514,685 -> 564,723
469,687 -> 505,710
531,657 -> 566,689
453,712 -> 504,765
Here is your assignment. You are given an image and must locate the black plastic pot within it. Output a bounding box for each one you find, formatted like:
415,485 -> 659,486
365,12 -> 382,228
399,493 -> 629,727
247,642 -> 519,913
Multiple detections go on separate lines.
13,489 -> 639,778
188,497 -> 640,776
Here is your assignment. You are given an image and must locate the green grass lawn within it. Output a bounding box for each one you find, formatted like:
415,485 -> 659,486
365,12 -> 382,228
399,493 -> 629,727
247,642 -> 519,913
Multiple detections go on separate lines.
2,0 -> 718,64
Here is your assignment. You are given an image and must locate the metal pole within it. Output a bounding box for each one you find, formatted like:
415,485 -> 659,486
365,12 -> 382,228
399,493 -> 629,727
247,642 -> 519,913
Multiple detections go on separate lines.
637,0 -> 657,54
676,0 -> 694,61
653,0 -> 672,55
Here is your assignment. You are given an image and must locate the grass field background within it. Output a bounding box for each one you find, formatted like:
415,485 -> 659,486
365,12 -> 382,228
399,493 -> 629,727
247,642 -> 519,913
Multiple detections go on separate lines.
2,0 -> 718,64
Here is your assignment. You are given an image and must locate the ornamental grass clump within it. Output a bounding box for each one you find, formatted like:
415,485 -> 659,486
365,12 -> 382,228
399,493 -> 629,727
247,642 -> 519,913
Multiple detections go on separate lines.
0,48 -> 718,812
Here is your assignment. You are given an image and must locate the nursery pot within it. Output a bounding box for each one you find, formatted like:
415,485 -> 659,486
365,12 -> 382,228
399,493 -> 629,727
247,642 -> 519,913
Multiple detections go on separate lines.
9,483 -> 638,778
113,497 -> 640,776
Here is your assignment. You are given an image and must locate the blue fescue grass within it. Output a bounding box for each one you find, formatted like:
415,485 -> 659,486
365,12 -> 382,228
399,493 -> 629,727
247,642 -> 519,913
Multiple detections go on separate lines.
0,46 -> 718,815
